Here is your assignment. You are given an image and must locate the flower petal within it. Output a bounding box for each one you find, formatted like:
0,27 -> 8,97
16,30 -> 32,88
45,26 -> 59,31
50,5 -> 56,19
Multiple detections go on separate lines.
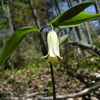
47,31 -> 55,57
42,54 -> 48,58
51,31 -> 62,59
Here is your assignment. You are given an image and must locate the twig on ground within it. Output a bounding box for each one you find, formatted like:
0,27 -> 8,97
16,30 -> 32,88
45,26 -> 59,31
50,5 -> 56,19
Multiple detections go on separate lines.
37,81 -> 100,100
21,90 -> 58,100
13,81 -> 100,100
22,92 -> 47,100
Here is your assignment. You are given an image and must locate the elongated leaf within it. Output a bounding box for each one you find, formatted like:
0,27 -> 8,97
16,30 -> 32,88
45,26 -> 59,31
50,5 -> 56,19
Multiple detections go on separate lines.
0,26 -> 40,66
59,34 -> 70,46
57,12 -> 100,28
49,0 -> 96,27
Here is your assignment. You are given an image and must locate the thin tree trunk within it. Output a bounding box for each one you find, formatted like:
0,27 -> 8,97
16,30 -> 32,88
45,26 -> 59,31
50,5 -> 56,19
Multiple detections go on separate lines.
54,0 -> 67,35
97,0 -> 100,8
75,26 -> 84,42
9,0 -> 17,31
28,0 -> 41,29
9,0 -> 23,67
94,1 -> 100,13
69,0 -> 74,6
1,0 -> 14,34
94,1 -> 100,24
79,0 -> 93,45
54,0 -> 62,14
66,0 -> 71,7
69,0 -> 84,43
28,0 -> 47,55
84,22 -> 93,44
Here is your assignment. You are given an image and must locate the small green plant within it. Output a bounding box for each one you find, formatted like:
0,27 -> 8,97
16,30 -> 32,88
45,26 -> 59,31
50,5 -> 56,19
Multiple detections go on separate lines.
48,89 -> 51,95
5,79 -> 9,86
16,70 -> 21,78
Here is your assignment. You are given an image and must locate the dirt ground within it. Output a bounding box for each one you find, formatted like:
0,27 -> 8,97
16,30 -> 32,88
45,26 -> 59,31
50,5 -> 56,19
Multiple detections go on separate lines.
0,66 -> 100,100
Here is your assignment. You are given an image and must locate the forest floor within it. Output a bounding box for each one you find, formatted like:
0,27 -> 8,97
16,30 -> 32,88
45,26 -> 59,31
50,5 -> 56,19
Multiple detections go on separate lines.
0,63 -> 100,100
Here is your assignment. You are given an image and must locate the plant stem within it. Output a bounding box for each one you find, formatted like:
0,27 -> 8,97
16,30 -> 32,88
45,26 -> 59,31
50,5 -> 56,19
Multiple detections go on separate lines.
50,62 -> 56,100
40,25 -> 49,32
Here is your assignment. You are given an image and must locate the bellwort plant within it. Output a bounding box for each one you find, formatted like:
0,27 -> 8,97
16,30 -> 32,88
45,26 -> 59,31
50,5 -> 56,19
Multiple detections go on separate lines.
0,0 -> 100,100
43,25 -> 63,99
43,25 -> 62,65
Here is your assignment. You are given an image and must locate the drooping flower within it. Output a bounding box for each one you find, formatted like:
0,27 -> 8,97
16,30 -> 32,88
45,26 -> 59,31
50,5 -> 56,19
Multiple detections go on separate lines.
43,30 -> 62,64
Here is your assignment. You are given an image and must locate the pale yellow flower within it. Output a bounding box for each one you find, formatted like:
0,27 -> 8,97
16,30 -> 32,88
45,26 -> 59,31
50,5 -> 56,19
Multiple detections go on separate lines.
43,31 -> 62,64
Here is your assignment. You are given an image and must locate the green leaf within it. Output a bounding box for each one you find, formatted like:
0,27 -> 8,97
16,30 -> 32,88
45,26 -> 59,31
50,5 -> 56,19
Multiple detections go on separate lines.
58,12 -> 100,28
0,26 -> 40,66
59,34 -> 70,46
49,0 -> 97,27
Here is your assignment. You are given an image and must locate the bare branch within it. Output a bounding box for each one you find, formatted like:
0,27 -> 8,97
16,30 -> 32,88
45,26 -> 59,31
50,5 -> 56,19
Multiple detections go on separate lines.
37,81 -> 100,100
68,41 -> 100,56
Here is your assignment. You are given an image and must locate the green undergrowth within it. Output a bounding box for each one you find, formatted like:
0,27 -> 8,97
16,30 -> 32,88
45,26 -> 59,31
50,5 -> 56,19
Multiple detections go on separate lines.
1,56 -> 99,80
0,54 -> 99,89
0,60 -> 48,78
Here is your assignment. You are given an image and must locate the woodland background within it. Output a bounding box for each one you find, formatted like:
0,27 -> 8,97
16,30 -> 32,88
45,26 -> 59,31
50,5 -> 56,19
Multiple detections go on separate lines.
0,0 -> 100,100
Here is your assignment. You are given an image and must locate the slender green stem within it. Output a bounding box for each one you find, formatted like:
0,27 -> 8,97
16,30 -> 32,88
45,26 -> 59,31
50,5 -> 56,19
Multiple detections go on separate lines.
50,62 -> 56,100
40,25 -> 50,32
51,24 -> 54,31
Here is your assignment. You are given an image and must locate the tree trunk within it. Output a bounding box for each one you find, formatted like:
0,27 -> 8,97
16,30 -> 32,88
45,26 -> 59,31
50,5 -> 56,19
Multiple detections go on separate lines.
97,0 -> 100,8
75,26 -> 84,43
9,0 -> 23,67
94,1 -> 100,13
54,0 -> 62,14
1,0 -> 14,34
84,22 -> 93,44
66,0 -> 72,8
9,0 -> 17,31
94,1 -> 100,24
79,0 -> 93,45
28,0 -> 41,29
69,0 -> 84,43
28,0 -> 47,56
54,0 -> 67,34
